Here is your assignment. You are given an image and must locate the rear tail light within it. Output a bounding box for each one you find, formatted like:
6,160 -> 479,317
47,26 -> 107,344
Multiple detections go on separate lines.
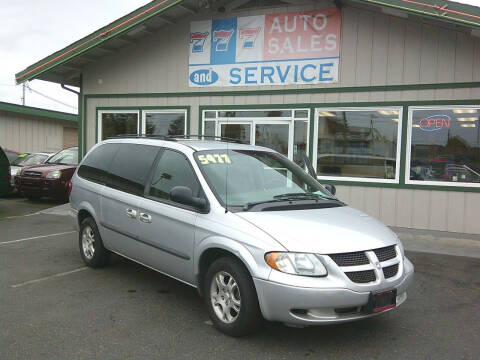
67,179 -> 73,196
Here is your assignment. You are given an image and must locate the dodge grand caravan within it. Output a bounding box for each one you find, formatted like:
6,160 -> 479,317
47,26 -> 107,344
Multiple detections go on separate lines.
69,137 -> 414,336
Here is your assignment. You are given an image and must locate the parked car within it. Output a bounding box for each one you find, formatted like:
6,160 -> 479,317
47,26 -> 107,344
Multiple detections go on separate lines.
70,138 -> 414,337
3,149 -> 22,163
9,152 -> 53,192
0,146 -> 10,197
16,147 -> 78,201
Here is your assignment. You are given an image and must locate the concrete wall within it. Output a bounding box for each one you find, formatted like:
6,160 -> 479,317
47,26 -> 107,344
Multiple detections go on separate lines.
0,111 -> 75,153
80,1 -> 480,234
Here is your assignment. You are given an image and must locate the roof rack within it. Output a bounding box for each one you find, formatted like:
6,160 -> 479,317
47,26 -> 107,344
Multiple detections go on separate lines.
169,135 -> 247,144
107,134 -> 172,140
107,134 -> 247,144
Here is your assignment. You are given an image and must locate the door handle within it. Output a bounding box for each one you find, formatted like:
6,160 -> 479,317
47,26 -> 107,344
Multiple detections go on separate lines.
139,212 -> 152,223
126,208 -> 137,218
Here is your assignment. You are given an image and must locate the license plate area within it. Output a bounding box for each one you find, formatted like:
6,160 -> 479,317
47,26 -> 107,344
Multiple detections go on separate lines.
362,289 -> 397,314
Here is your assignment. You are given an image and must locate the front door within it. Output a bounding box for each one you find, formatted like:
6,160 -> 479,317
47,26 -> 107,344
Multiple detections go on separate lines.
137,149 -> 203,284
254,121 -> 292,158
218,120 -> 292,158
219,122 -> 252,144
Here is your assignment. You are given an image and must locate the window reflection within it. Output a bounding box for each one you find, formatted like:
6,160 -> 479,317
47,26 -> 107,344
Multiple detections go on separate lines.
101,113 -> 138,140
146,112 -> 185,136
410,108 -> 480,183
255,124 -> 289,156
317,110 -> 399,179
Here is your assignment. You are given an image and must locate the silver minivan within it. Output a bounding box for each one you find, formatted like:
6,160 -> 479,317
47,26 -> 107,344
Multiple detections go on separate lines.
69,137 -> 414,336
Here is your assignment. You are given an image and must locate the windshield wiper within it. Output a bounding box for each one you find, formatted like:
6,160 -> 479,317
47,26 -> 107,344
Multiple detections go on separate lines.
273,192 -> 335,201
242,199 -> 283,211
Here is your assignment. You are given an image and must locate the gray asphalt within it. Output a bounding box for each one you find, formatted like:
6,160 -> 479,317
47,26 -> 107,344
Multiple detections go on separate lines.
0,194 -> 65,218
0,200 -> 479,359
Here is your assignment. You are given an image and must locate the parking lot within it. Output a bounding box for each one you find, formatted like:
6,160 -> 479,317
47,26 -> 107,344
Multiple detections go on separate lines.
0,198 -> 479,360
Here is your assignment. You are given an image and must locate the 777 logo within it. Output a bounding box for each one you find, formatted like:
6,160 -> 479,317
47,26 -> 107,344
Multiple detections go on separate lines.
213,29 -> 234,52
190,32 -> 209,53
238,27 -> 261,49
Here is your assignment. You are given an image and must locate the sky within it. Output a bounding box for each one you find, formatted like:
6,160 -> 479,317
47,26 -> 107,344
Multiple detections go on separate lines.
0,0 -> 150,114
1,0 -> 480,114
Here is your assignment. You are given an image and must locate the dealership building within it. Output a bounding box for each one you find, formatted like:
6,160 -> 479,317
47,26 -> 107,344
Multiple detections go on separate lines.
15,0 -> 480,234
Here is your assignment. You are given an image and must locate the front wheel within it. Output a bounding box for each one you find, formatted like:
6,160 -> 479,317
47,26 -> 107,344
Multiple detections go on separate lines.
79,217 -> 109,268
204,257 -> 262,337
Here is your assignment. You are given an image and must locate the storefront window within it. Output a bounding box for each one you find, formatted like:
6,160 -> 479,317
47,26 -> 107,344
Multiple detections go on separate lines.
100,112 -> 138,141
145,111 -> 186,136
293,120 -> 308,165
408,107 -> 480,185
316,108 -> 401,181
202,109 -> 310,163
204,111 -> 216,119
204,121 -> 215,137
255,123 -> 289,156
218,110 -> 292,118
294,110 -> 309,119
221,123 -> 251,143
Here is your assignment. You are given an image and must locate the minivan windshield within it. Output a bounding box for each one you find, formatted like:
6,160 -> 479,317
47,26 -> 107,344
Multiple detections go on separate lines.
47,148 -> 78,166
194,150 -> 338,209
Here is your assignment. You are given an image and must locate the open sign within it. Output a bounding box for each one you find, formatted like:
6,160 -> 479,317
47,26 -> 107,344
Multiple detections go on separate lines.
418,115 -> 451,132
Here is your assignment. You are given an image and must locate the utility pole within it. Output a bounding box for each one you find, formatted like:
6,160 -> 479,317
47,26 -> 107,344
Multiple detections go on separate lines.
21,83 -> 26,105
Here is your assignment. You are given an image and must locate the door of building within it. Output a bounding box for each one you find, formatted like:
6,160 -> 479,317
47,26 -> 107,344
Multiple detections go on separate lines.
217,120 -> 292,158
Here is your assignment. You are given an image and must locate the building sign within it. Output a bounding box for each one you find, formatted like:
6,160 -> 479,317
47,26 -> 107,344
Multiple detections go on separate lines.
418,115 -> 451,132
188,9 -> 341,87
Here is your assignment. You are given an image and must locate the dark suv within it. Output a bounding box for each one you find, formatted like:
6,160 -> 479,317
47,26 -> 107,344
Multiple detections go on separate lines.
16,147 -> 78,201
0,147 -> 10,197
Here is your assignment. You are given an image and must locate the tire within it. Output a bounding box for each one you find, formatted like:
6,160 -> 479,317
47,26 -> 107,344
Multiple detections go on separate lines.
204,257 -> 262,337
79,217 -> 110,268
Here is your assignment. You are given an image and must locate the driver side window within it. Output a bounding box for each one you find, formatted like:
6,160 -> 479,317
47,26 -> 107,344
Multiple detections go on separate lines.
148,149 -> 201,203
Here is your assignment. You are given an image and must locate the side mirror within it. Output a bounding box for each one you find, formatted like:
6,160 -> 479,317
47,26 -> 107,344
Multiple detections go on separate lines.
324,184 -> 336,196
170,186 -> 207,210
301,153 -> 317,179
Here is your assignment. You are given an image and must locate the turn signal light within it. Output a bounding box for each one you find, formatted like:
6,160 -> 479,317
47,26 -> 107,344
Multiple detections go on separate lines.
67,179 -> 73,196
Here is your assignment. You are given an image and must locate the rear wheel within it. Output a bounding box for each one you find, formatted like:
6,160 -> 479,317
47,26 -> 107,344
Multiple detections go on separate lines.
204,257 -> 262,337
79,217 -> 109,267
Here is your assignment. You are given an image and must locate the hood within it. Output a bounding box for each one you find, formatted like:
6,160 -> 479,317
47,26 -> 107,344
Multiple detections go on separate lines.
235,206 -> 398,254
21,163 -> 77,175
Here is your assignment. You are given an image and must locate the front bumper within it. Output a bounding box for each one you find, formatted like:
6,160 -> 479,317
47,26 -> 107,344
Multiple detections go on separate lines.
16,177 -> 67,198
254,257 -> 414,325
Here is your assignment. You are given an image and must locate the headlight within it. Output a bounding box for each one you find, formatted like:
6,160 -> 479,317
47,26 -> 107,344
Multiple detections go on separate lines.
46,170 -> 61,179
265,252 -> 327,277
11,168 -> 20,176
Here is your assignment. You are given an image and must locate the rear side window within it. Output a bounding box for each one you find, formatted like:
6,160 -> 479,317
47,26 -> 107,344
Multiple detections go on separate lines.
107,143 -> 159,196
78,144 -> 119,184
148,149 -> 201,202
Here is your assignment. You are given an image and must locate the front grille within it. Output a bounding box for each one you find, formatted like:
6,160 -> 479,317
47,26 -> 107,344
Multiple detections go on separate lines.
23,171 -> 42,178
329,251 -> 369,267
345,270 -> 376,284
374,245 -> 397,262
383,264 -> 399,279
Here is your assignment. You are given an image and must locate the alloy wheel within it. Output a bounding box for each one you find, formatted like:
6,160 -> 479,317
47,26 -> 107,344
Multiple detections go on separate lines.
81,225 -> 95,260
210,271 -> 241,323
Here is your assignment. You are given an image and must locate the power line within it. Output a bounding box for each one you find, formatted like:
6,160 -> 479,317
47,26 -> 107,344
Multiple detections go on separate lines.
25,83 -> 77,110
